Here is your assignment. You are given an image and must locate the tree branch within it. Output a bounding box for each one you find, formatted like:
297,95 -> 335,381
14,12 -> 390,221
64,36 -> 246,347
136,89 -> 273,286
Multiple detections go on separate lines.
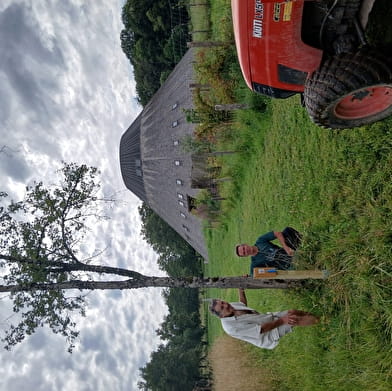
0,254 -> 145,279
34,220 -> 51,259
59,173 -> 85,265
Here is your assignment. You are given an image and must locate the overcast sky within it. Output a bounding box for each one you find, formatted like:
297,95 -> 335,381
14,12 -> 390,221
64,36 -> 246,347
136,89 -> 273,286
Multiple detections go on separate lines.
0,1 -> 169,390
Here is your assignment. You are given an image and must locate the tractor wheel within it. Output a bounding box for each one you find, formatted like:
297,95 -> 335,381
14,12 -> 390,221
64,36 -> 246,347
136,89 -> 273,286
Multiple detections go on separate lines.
304,48 -> 392,129
318,0 -> 362,53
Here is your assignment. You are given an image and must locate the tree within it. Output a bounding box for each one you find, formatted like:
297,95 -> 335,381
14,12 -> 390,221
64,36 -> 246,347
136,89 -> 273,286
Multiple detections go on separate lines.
138,208 -> 205,389
139,202 -> 192,257
120,0 -> 190,105
138,343 -> 201,391
0,163 -> 299,351
0,163 -> 115,351
138,202 -> 203,278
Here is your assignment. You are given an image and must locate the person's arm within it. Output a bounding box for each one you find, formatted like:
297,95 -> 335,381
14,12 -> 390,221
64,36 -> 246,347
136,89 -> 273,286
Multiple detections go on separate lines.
260,318 -> 285,333
256,231 -> 276,246
238,288 -> 247,305
260,312 -> 296,334
274,231 -> 294,256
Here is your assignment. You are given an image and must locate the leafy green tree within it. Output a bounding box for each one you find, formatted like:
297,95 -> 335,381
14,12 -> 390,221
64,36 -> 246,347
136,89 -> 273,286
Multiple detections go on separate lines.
120,0 -> 189,105
138,203 -> 202,278
120,29 -> 134,60
138,343 -> 201,391
159,252 -> 202,277
139,203 -> 192,257
146,2 -> 170,33
0,163 -> 107,351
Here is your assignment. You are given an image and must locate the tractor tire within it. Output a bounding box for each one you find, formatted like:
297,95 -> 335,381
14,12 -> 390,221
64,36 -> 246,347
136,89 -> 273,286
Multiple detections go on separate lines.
319,0 -> 362,53
304,48 -> 392,129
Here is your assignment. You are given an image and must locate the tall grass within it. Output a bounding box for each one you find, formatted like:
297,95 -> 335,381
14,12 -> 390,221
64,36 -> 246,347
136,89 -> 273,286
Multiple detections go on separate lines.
191,1 -> 392,390
205,98 -> 392,390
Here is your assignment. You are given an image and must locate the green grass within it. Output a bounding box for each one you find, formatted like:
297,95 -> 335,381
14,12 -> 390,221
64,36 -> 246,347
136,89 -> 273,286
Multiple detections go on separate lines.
191,1 -> 392,390
188,0 -> 392,391
187,1 -> 210,42
204,99 -> 392,391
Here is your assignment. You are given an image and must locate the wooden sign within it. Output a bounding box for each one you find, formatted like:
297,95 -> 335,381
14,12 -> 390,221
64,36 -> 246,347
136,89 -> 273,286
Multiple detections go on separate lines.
253,269 -> 329,279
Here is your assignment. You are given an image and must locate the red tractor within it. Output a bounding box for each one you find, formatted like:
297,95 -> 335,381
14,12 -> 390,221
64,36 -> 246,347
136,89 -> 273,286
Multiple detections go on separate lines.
231,0 -> 392,128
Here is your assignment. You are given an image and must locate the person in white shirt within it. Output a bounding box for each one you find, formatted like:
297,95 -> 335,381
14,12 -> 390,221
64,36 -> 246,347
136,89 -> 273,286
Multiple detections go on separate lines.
209,288 -> 319,349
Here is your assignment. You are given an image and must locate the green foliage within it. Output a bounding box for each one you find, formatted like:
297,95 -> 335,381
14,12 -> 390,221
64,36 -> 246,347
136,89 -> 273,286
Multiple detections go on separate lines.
139,344 -> 201,391
181,134 -> 211,154
138,202 -> 193,257
120,0 -> 189,105
0,163 -> 110,352
138,205 -> 206,390
188,4 -> 242,155
187,1 -> 210,42
139,288 -> 204,391
194,46 -> 239,104
195,189 -> 220,212
138,202 -> 203,276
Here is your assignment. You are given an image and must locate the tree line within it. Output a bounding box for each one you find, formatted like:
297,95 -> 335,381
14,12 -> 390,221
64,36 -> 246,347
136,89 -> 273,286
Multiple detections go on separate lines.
137,203 -> 208,390
120,0 -> 190,106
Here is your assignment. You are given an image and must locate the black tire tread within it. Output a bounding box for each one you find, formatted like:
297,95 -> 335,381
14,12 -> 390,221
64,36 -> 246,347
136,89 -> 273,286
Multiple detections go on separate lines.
304,48 -> 392,129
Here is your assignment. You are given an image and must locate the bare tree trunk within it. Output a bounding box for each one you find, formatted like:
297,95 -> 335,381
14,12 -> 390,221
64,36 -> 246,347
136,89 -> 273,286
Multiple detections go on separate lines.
0,254 -> 144,279
0,276 -> 299,293
1,255 -> 326,294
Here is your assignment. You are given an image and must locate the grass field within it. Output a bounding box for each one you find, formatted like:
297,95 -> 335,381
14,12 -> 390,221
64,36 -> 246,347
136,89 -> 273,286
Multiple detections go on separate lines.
190,1 -> 392,390
205,98 -> 392,391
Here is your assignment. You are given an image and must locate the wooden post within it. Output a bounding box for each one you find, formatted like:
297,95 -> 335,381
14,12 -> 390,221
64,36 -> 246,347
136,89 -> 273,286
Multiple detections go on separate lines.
253,269 -> 329,280
212,177 -> 232,183
189,83 -> 210,91
187,41 -> 233,48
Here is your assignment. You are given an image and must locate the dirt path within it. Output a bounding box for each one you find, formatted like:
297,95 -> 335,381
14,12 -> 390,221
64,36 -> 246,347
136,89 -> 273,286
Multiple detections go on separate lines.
208,335 -> 276,391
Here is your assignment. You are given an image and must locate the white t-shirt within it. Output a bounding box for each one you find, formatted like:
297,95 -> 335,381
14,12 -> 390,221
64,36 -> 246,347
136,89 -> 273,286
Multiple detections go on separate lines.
220,302 -> 291,349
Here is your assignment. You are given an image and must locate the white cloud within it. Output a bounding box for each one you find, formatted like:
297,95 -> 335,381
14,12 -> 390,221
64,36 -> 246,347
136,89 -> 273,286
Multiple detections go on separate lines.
0,1 -> 168,390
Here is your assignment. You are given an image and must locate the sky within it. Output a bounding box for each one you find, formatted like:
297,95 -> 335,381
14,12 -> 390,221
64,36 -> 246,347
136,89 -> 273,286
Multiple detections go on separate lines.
0,1 -> 169,390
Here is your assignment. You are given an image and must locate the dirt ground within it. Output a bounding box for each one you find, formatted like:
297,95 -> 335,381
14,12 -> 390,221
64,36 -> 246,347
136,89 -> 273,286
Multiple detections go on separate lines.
208,335 -> 276,391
